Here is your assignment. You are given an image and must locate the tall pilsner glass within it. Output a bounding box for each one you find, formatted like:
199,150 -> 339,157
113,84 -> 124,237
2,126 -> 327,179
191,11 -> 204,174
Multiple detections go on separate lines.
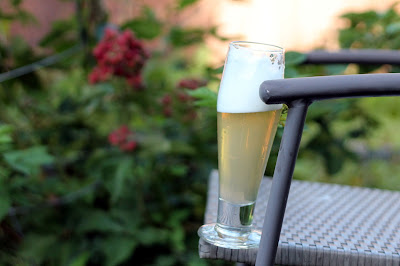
198,41 -> 284,249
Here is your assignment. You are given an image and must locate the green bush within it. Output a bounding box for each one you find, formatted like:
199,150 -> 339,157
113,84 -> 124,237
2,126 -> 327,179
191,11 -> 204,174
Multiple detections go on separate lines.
0,1 -> 225,265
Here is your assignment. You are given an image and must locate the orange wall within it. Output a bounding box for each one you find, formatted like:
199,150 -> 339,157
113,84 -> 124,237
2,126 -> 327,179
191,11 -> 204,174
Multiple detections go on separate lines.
2,0 -> 399,57
1,0 -> 74,47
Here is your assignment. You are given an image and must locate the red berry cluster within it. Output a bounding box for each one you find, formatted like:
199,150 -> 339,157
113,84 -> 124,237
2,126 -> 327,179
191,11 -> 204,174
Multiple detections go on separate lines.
161,94 -> 173,117
89,28 -> 149,88
108,125 -> 137,152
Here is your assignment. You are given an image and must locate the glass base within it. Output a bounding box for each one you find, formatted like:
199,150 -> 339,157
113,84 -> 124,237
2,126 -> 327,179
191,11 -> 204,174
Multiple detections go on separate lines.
198,223 -> 261,249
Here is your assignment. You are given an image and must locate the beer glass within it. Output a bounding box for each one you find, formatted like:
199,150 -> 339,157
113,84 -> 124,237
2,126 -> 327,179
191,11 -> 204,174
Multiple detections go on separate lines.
198,41 -> 284,249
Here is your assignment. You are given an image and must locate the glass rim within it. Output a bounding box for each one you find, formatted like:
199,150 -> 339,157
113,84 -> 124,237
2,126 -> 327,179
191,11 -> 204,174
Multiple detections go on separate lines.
230,41 -> 284,53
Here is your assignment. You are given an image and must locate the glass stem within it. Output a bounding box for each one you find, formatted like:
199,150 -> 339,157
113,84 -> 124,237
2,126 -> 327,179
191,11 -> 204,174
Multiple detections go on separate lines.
215,198 -> 256,238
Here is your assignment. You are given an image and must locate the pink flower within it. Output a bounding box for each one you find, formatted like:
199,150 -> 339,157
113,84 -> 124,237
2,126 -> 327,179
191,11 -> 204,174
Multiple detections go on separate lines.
120,141 -> 137,151
88,65 -> 113,84
108,125 -> 137,152
161,94 -> 172,105
177,92 -> 193,102
126,75 -> 142,88
177,78 -> 207,90
89,29 -> 149,88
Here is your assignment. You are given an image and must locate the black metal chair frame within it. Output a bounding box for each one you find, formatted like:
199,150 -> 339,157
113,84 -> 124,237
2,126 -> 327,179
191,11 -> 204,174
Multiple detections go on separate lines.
255,49 -> 400,265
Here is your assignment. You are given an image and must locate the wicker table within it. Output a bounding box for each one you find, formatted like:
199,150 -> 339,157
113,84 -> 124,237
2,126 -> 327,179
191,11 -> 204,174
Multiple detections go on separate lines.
199,170 -> 400,265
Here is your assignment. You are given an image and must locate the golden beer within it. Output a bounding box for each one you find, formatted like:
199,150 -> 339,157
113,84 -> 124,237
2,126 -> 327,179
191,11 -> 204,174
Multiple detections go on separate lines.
218,110 -> 281,205
198,41 -> 284,249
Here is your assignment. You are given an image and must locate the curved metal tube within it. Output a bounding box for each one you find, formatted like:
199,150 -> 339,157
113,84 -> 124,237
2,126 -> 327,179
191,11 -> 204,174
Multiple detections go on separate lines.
304,50 -> 400,65
260,73 -> 400,105
256,100 -> 310,266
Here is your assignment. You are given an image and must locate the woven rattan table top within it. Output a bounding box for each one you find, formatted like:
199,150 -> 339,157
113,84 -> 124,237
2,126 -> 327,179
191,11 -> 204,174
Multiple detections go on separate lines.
199,170 -> 400,265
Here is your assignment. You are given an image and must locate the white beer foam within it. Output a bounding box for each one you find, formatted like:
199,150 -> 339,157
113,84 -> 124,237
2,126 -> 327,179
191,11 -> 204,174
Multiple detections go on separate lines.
217,42 -> 284,113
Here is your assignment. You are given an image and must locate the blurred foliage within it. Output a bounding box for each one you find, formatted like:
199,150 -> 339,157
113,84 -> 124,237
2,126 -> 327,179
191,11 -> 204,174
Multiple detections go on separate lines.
0,0 -> 225,265
288,4 -> 400,190
339,4 -> 400,50
39,18 -> 79,51
1,1 -> 400,266
122,7 -> 162,40
0,0 -> 41,89
339,3 -> 400,73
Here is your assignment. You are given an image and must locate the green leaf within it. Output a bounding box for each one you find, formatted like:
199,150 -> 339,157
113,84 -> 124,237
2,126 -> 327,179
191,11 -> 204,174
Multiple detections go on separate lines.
101,235 -> 137,266
341,11 -> 379,27
207,65 -> 224,75
187,87 -> 217,108
169,163 -> 189,176
170,141 -> 195,155
166,210 -> 189,252
19,234 -> 57,262
209,27 -> 230,41
169,27 -> 205,47
177,0 -> 198,9
136,228 -> 169,246
213,66 -> 224,74
285,51 -> 306,66
170,226 -> 185,252
122,7 -> 162,39
386,22 -> 400,35
69,252 -> 90,266
13,9 -> 37,25
77,210 -> 125,234
0,144 -> 12,154
0,124 -> 14,135
3,146 -> 54,176
187,256 -> 208,266
381,7 -> 399,24
325,64 -> 348,75
111,158 -> 133,204
139,133 -> 171,154
0,124 -> 13,145
0,135 -> 12,144
284,67 -> 299,78
0,166 -> 10,181
11,0 -> 23,6
155,255 -> 177,266
39,19 -> 77,50
110,208 -> 141,229
339,29 -> 363,48
0,190 -> 10,220
166,209 -> 189,227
